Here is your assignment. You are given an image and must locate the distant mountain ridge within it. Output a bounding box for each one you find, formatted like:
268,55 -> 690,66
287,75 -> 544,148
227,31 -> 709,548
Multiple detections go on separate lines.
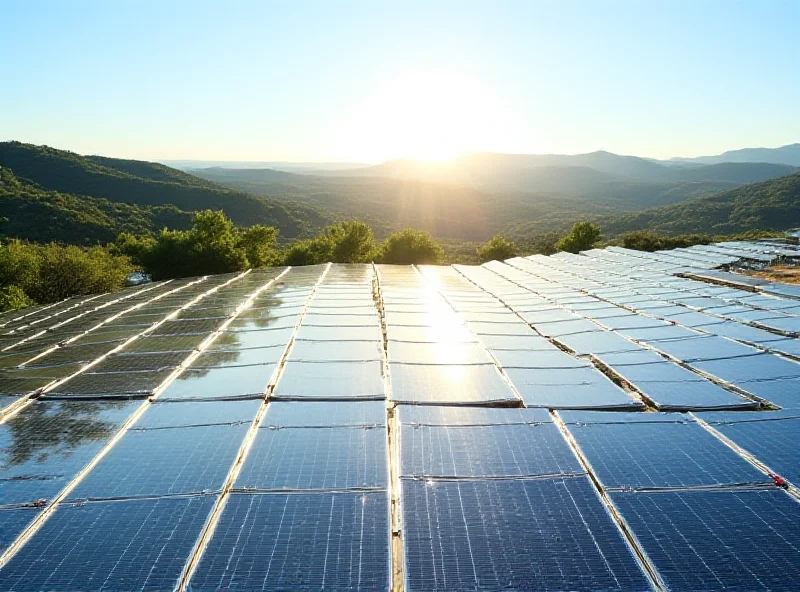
0,142 -> 330,240
669,143 -> 800,167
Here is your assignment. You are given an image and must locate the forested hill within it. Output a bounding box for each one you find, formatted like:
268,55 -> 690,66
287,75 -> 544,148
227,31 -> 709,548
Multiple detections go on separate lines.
602,172 -> 800,236
0,142 -> 330,238
0,167 -> 192,243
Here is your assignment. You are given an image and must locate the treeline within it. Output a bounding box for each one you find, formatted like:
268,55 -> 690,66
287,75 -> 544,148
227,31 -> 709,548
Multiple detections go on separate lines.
0,213 -> 787,313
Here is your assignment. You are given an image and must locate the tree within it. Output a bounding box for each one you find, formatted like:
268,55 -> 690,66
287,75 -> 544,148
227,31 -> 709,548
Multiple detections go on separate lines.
0,285 -> 33,313
327,221 -> 376,263
378,229 -> 443,265
477,236 -> 519,262
556,221 -> 601,254
237,224 -> 279,267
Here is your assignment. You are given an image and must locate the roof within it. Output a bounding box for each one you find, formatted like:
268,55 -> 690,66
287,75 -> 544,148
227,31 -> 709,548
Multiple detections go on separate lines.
1,240 -> 800,590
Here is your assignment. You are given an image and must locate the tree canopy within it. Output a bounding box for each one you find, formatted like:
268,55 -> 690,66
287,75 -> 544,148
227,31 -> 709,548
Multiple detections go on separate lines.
556,221 -> 601,254
477,236 -> 519,262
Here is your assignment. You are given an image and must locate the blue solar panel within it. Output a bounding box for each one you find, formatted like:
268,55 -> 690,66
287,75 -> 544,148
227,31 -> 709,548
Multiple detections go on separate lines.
397,405 -> 551,426
505,367 -> 642,410
390,363 -> 518,405
555,331 -> 641,355
693,353 -> 800,382
388,341 -> 494,365
400,423 -> 582,478
0,495 -> 216,592
565,419 -> 768,488
69,423 -> 249,499
491,349 -> 590,369
274,361 -> 385,399
698,411 -> 800,486
402,477 -> 650,591
158,364 -> 276,400
647,335 -> 760,363
236,427 -> 387,490
630,379 -> 756,410
0,400 -> 141,505
138,399 -> 261,428
0,507 -> 41,552
611,488 -> 800,591
262,400 -> 386,427
188,491 -> 390,591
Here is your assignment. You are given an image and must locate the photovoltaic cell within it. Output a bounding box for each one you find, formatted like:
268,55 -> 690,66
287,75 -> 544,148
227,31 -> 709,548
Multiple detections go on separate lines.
69,423 -> 249,499
402,477 -> 650,592
611,488 -> 800,591
390,363 -> 519,405
190,347 -> 285,368
138,399 -> 261,428
188,491 -> 390,592
0,495 -> 216,592
0,507 -> 42,551
158,364 -> 275,400
262,400 -> 385,427
697,411 -> 800,485
0,400 -> 141,504
565,420 -> 767,488
236,427 -> 387,490
289,340 -> 383,362
397,405 -> 551,426
400,423 -> 582,478
505,367 -> 642,410
388,341 -> 494,365
274,361 -> 384,399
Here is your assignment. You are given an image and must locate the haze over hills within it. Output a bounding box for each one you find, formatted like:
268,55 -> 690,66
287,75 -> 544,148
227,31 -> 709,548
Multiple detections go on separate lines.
2,140 -> 799,249
670,143 -> 800,167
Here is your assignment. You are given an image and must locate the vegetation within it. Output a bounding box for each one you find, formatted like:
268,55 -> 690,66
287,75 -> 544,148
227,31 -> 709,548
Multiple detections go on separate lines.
0,142 -> 329,239
477,236 -> 519,262
0,240 -> 132,311
378,229 -> 444,265
115,210 -> 280,280
556,221 -> 602,253
602,173 -> 800,236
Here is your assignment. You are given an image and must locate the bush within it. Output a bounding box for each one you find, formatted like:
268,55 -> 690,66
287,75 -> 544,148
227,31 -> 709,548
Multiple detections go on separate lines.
118,210 -> 279,280
556,221 -> 601,254
279,220 -> 376,266
0,240 -> 132,306
0,285 -> 33,312
621,230 -> 713,252
477,236 -> 519,262
378,229 -> 444,265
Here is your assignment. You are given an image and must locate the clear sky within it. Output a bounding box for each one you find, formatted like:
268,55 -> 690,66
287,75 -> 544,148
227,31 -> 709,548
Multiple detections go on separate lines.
2,0 -> 798,163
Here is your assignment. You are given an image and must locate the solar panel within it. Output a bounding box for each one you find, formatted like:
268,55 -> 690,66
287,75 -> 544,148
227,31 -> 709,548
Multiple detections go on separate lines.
213,327 -> 295,349
629,379 -> 756,410
698,411 -> 800,485
289,340 -> 383,362
190,346 -> 285,367
402,477 -> 650,591
555,331 -> 641,355
0,495 -> 216,591
505,367 -> 642,409
69,423 -> 248,499
565,419 -> 768,488
388,341 -> 494,365
647,335 -> 761,363
490,349 -> 590,369
274,360 -> 384,399
262,400 -> 386,427
236,427 -> 387,490
397,405 -> 551,426
390,363 -> 518,405
0,400 -> 141,504
157,364 -> 274,400
188,491 -> 390,591
611,488 -> 800,592
0,507 -> 42,552
400,423 -> 582,478
138,399 -> 260,428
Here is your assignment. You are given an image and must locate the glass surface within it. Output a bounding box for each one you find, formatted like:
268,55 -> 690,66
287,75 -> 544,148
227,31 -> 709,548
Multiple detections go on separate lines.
158,364 -> 275,400
262,400 -> 386,427
274,361 -> 385,399
188,491 -> 390,592
402,477 -> 649,592
236,426 -> 387,490
0,496 -> 216,592
611,489 -> 800,592
389,363 -> 518,405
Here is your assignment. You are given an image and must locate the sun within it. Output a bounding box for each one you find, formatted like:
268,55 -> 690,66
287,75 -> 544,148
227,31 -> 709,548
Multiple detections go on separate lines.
338,68 -> 505,163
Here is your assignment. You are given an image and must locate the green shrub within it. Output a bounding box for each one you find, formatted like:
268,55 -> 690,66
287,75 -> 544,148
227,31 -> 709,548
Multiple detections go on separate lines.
477,236 -> 519,262
378,229 -> 443,265
0,285 -> 33,312
556,221 -> 601,254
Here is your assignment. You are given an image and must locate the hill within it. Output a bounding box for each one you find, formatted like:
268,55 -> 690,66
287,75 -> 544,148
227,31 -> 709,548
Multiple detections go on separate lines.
602,172 -> 800,236
0,167 -> 192,243
670,143 -> 800,167
0,142 -> 330,239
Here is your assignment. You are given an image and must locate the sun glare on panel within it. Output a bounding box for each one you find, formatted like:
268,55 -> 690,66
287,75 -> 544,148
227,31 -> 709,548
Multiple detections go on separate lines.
339,69 -> 506,163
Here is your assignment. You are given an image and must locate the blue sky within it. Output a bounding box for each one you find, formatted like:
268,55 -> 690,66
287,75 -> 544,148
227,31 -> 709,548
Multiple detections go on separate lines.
2,0 -> 798,162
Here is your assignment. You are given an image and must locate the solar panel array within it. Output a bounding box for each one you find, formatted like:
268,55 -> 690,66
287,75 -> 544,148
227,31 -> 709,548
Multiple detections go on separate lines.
0,240 -> 800,590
